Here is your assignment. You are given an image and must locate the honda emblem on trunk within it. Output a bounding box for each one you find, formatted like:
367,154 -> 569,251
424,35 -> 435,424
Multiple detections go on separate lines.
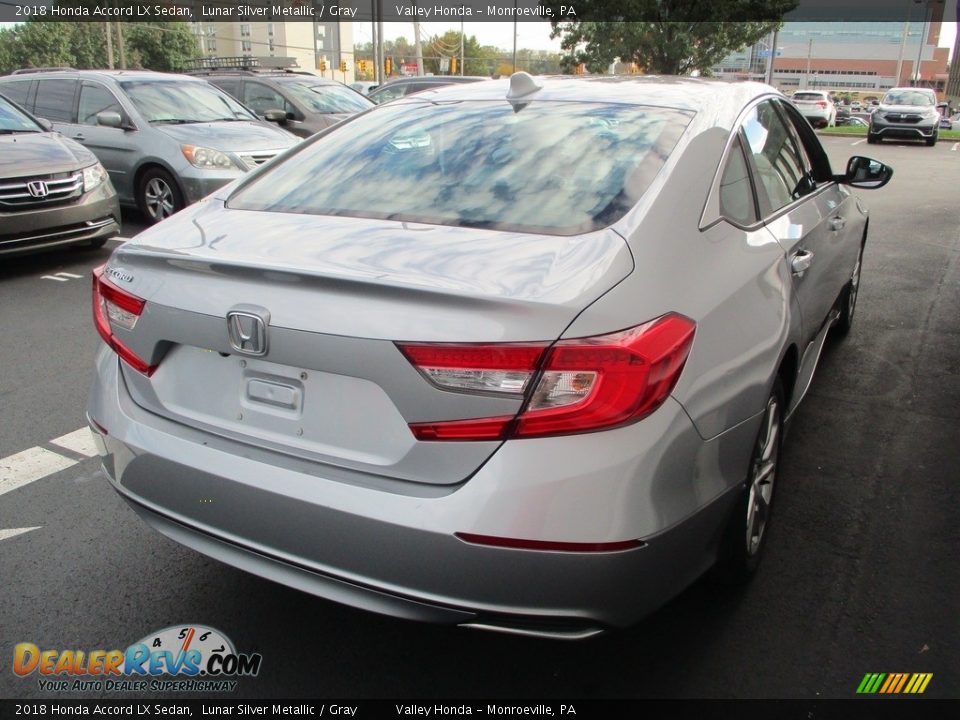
27,180 -> 49,198
227,311 -> 268,356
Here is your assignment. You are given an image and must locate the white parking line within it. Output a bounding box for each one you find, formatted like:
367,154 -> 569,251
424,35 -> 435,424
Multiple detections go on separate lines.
952,143 -> 959,152
0,527 -> 41,542
50,428 -> 99,458
0,446 -> 77,498
56,272 -> 83,279
40,275 -> 69,282
851,139 -> 866,146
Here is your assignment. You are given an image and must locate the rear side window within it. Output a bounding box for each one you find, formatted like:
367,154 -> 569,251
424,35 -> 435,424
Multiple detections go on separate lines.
243,81 -> 293,115
78,83 -> 123,126
741,101 -> 808,214
719,134 -> 757,226
229,101 -> 693,235
210,78 -> 240,97
0,81 -> 33,110
34,79 -> 78,123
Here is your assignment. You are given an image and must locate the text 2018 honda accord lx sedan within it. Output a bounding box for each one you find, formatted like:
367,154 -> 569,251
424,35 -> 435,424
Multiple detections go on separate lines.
87,74 -> 892,639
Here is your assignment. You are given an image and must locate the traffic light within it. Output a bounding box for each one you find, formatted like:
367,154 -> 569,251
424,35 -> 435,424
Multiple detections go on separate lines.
385,57 -> 392,76
319,60 -> 326,72
450,57 -> 457,74
359,60 -> 367,74
340,60 -> 347,73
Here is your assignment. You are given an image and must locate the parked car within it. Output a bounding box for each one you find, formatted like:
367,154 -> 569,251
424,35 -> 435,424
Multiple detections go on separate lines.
188,68 -> 373,138
0,69 -> 298,224
846,116 -> 869,128
949,113 -> 960,131
88,74 -> 891,638
868,87 -> 940,145
0,92 -> 120,256
350,81 -> 380,96
368,75 -> 488,104
834,105 -> 851,125
791,90 -> 836,128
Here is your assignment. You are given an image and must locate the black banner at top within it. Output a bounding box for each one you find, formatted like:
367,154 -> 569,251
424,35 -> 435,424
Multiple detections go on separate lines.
0,0 -> 957,24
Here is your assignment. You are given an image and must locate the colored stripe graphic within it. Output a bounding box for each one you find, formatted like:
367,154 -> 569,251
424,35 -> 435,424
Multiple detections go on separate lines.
858,673 -> 932,694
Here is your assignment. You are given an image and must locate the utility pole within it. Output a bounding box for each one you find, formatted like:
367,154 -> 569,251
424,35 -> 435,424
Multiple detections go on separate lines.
460,19 -> 464,76
414,20 -> 423,76
805,39 -> 812,89
512,1 -> 518,72
371,0 -> 379,83
764,28 -> 779,85
105,22 -> 114,70
116,21 -> 126,69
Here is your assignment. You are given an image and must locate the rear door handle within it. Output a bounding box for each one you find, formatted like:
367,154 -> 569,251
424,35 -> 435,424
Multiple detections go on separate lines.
72,133 -> 85,141
828,216 -> 846,232
791,250 -> 814,276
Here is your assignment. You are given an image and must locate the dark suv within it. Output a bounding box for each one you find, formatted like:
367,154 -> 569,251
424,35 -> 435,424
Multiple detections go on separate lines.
188,67 -> 373,138
0,92 -> 120,256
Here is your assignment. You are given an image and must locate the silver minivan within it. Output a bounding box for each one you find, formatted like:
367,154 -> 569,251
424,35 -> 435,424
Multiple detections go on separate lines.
0,69 -> 298,223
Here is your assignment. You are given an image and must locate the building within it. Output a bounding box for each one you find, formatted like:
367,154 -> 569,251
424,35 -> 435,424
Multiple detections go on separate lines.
947,38 -> 960,108
713,17 -> 950,98
192,21 -> 355,82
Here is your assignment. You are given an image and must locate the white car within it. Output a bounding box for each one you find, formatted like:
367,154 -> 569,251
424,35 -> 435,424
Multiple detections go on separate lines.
792,90 -> 837,128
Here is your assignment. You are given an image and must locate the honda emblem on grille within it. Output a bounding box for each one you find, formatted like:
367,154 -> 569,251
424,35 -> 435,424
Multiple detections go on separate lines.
26,180 -> 49,198
227,311 -> 268,356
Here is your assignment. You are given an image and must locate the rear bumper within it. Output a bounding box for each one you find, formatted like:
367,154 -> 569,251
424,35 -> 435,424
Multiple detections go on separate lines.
0,183 -> 120,255
88,347 -> 758,636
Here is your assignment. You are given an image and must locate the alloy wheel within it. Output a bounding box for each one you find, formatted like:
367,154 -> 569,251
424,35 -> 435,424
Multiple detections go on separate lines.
746,394 -> 780,556
144,177 -> 175,221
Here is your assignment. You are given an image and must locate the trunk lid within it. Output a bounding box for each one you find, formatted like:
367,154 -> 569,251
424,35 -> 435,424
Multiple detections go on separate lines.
109,200 -> 633,484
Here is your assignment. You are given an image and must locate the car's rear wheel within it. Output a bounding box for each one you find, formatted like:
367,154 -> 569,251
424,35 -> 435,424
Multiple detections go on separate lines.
714,378 -> 784,583
834,243 -> 863,336
138,167 -> 183,224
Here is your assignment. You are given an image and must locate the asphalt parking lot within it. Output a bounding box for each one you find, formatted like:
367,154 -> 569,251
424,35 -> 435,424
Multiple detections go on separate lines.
1,136 -> 957,700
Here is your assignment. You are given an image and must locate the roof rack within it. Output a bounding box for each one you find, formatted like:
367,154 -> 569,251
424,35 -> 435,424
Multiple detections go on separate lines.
183,56 -> 310,75
11,67 -> 77,75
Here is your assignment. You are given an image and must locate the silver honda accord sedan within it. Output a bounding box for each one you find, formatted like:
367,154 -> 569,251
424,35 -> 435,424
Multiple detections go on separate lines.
87,74 -> 892,639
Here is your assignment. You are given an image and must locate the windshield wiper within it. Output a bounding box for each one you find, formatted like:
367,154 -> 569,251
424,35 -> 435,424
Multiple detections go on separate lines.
0,128 -> 41,134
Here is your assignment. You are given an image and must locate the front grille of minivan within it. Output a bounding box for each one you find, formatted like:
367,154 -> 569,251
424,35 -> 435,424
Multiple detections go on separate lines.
237,151 -> 280,170
0,171 -> 83,209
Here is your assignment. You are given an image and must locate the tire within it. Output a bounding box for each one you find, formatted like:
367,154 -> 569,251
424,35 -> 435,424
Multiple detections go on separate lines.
925,133 -> 937,147
834,243 -> 863,337
713,378 -> 785,584
137,167 -> 184,224
867,132 -> 879,144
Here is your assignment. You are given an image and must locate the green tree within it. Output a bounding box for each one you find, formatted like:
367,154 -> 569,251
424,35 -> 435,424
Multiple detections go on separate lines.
544,0 -> 798,75
0,21 -> 199,75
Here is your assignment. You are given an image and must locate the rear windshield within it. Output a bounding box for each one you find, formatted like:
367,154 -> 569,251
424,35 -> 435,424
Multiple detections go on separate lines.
793,93 -> 826,101
228,100 -> 692,235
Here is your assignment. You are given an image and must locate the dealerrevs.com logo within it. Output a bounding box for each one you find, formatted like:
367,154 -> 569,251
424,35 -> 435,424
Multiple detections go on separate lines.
13,625 -> 262,693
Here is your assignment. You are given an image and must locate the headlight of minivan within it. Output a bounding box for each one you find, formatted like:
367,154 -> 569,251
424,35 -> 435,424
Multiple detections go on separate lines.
181,145 -> 239,170
82,163 -> 108,193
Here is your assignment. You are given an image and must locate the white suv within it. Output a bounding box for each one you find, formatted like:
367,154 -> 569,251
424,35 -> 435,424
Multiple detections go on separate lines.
792,91 -> 836,128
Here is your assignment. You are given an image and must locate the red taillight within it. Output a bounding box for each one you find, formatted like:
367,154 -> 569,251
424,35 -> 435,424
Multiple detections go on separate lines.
817,101 -> 828,108
455,532 -> 644,553
399,313 -> 696,441
92,265 -> 155,376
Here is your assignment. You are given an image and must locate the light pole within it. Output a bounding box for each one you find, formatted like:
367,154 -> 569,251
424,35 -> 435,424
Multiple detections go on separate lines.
912,0 -> 944,87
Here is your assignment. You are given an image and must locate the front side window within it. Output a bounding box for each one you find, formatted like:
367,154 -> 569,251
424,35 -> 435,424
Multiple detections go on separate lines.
243,82 -> 291,115
119,80 -> 256,123
229,101 -> 692,235
78,83 -> 123,126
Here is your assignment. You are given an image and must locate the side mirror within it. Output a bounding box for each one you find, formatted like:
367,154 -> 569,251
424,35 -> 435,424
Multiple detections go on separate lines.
35,117 -> 53,131
96,111 -> 123,129
837,156 -> 892,190
263,108 -> 287,123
